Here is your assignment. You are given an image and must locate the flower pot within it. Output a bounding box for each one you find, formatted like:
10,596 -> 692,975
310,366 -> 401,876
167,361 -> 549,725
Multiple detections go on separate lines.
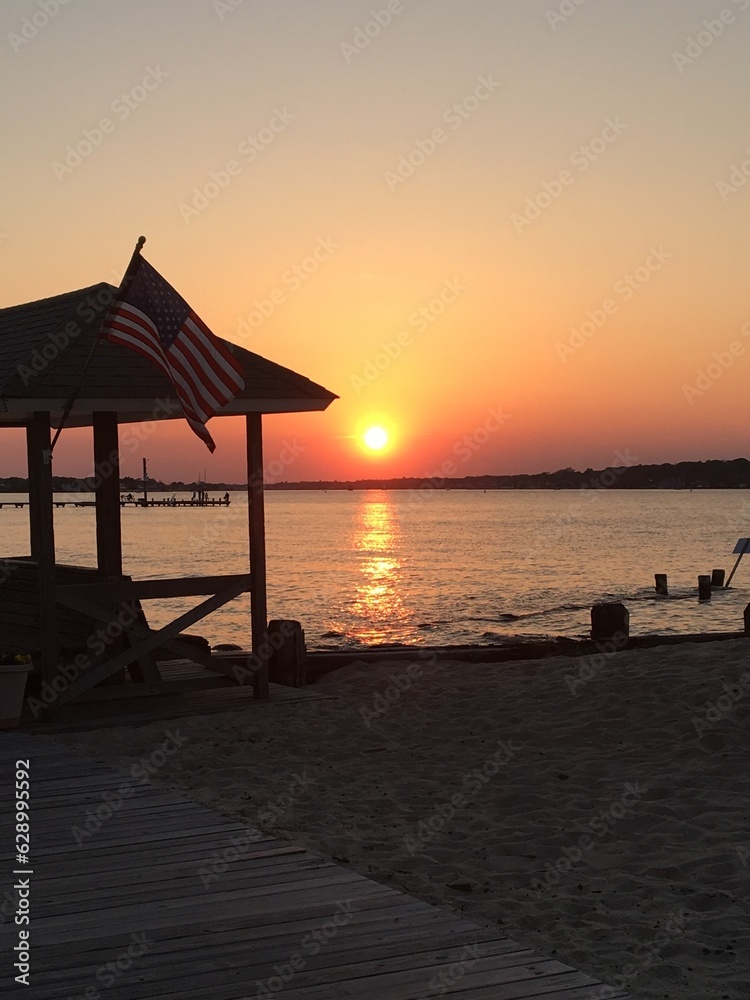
0,663 -> 33,730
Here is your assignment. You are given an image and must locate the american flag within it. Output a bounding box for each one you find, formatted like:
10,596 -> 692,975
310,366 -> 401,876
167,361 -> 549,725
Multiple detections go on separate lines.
100,256 -> 245,451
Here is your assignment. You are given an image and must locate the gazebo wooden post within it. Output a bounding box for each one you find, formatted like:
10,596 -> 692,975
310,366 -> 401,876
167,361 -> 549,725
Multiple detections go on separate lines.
93,412 -> 123,577
246,412 -> 269,698
26,412 -> 59,721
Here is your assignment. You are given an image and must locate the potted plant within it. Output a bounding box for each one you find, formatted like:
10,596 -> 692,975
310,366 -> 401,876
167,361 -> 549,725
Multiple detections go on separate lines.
0,654 -> 33,730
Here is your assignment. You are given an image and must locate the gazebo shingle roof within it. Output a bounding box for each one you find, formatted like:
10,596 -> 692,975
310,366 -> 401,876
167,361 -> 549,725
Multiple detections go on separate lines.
0,283 -> 337,425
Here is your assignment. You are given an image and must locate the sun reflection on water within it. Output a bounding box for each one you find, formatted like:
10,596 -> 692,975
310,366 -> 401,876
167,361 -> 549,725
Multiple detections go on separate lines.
348,495 -> 413,645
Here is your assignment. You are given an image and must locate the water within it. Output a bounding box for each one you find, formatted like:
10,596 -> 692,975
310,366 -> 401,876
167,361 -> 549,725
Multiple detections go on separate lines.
2,490 -> 748,649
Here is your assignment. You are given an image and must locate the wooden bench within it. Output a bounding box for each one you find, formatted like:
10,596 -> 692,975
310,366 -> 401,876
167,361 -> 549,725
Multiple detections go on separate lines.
55,572 -> 257,703
0,558 -> 161,688
0,560 -> 260,705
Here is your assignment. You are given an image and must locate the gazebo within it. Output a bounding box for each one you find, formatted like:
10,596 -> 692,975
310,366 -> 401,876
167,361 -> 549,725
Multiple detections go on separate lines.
0,281 -> 337,720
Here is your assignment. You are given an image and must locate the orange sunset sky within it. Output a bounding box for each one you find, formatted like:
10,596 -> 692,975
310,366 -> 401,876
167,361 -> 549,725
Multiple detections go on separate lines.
2,0 -> 750,483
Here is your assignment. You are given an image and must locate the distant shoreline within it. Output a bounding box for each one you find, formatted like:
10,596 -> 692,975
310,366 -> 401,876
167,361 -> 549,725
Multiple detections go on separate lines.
2,457 -> 750,492
2,484 -> 750,495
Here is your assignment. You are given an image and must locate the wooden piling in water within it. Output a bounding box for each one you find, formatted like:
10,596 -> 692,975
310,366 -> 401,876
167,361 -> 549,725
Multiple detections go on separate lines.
744,604 -> 750,636
591,602 -> 629,641
711,568 -> 725,588
268,619 -> 306,687
655,574 -> 668,595
698,575 -> 712,601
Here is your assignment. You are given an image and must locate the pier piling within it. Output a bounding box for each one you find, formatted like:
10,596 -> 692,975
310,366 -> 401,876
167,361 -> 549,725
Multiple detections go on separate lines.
268,619 -> 306,687
591,602 -> 629,641
698,575 -> 712,601
655,573 -> 668,595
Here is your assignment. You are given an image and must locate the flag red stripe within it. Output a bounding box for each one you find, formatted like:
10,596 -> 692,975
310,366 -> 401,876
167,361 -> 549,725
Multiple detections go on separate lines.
104,324 -> 174,382
106,304 -> 163,350
177,329 -> 237,406
185,315 -> 244,390
183,414 -> 216,452
103,307 -> 170,367
163,346 -> 218,422
180,331 -> 236,404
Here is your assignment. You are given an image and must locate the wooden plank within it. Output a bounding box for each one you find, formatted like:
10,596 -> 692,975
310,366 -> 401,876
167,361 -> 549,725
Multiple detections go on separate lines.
151,636 -> 250,683
41,870 -> 363,918
92,411 -> 123,576
25,413 -> 59,721
26,922 -> 497,977
32,899 -> 453,951
40,854 -> 325,894
247,411 -> 269,698
30,881 -> 393,936
151,956 -> 574,998
32,899 -> 461,958
58,573 -> 251,602
125,604 -> 163,683
31,936 -> 530,992
73,676 -> 235,702
251,969 -> 601,1000
30,842 -> 299,879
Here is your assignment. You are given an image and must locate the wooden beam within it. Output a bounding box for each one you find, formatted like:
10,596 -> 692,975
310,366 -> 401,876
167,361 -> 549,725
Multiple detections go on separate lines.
1,396 -> 335,417
26,413 -> 59,721
124,608 -> 162,684
92,412 -> 122,577
26,421 -> 43,562
246,412 -> 269,699
57,573 -> 251,604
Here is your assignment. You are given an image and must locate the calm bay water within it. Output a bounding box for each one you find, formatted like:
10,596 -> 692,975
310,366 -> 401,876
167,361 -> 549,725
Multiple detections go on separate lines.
2,489 -> 749,649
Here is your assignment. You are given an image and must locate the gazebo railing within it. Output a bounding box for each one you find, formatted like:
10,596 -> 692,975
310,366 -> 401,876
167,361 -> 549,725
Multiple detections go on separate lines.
55,573 -> 254,704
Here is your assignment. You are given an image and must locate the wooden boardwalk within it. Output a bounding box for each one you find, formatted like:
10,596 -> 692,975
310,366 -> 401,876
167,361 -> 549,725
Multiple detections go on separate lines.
0,734 -> 631,999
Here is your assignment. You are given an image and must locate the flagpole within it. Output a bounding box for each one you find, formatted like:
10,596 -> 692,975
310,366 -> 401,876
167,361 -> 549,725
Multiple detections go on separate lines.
47,236 -> 147,462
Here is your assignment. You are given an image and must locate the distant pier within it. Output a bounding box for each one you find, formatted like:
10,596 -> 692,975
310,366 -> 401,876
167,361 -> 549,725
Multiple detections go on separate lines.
0,500 -> 96,509
1,497 -> 231,509
120,497 -> 231,508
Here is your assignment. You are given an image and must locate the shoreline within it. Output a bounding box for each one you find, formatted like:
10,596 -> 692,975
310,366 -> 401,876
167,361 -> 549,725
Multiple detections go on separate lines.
303,630 -> 747,685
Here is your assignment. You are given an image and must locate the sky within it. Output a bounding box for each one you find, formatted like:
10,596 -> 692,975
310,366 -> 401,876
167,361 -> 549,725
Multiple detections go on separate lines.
2,0 -> 750,483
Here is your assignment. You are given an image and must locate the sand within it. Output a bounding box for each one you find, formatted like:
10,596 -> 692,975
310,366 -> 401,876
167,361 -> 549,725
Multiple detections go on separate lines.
57,638 -> 750,999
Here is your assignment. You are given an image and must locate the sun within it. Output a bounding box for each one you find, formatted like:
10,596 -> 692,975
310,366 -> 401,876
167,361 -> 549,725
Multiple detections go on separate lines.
363,426 -> 389,452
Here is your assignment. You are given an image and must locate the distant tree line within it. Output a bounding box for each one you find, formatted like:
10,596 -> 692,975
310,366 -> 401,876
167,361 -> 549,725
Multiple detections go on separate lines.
3,458 -> 750,493
263,458 -> 750,491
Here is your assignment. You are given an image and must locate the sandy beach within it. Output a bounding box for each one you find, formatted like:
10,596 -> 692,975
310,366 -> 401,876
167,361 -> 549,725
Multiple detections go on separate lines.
57,637 -> 750,1000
